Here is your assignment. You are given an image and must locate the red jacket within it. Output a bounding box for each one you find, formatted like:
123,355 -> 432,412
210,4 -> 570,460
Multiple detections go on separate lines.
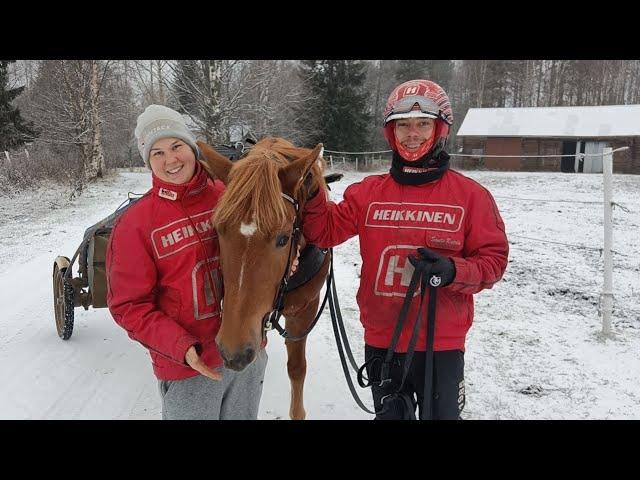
303,169 -> 508,352
106,165 -> 225,380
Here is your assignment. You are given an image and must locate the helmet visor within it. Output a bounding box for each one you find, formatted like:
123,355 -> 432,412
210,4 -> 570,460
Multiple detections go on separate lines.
384,96 -> 441,124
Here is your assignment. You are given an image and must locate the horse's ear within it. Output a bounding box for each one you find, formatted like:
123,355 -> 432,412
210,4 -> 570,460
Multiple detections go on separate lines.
197,141 -> 233,184
279,143 -> 323,196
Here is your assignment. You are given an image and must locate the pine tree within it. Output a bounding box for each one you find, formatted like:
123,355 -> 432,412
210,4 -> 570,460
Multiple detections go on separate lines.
426,60 -> 454,91
0,60 -> 36,151
394,60 -> 453,87
296,60 -> 371,151
395,60 -> 430,83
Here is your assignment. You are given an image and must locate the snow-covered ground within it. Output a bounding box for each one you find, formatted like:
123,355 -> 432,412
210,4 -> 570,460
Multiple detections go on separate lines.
0,166 -> 638,419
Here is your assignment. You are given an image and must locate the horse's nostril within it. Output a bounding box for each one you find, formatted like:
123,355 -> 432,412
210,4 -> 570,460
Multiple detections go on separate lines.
243,347 -> 256,364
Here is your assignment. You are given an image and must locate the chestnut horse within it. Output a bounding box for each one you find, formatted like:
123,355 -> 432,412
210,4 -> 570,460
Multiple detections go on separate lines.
197,137 -> 330,420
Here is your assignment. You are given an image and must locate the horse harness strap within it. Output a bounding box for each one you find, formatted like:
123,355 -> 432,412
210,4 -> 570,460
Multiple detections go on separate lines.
262,193 -> 331,343
262,192 -> 302,341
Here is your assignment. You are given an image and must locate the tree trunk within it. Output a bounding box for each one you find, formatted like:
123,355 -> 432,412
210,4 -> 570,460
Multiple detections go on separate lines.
205,60 -> 225,142
86,60 -> 104,180
156,60 -> 165,104
475,60 -> 487,107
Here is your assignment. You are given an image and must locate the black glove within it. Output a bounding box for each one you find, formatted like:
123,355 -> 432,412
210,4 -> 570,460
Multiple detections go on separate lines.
407,247 -> 456,288
323,173 -> 343,191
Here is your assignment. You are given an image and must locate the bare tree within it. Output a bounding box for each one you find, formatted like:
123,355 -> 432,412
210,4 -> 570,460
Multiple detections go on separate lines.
168,60 -> 251,144
98,60 -> 139,169
363,60 -> 398,150
22,60 -> 129,191
126,60 -> 173,106
232,60 -> 317,144
466,60 -> 489,108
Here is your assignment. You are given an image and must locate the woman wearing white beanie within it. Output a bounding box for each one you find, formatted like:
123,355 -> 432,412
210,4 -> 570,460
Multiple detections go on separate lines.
106,104 -> 268,419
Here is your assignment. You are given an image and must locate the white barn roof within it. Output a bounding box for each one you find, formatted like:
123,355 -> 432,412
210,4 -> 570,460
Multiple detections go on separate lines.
457,105 -> 640,138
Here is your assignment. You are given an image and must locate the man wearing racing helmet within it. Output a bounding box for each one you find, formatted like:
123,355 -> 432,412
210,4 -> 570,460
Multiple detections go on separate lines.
302,79 -> 509,420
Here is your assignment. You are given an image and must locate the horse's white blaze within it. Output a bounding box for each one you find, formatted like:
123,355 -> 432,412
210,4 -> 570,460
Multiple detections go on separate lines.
240,221 -> 257,237
237,222 -> 256,290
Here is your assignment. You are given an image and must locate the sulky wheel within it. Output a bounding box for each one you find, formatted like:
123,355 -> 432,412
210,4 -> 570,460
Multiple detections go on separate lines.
53,260 -> 75,340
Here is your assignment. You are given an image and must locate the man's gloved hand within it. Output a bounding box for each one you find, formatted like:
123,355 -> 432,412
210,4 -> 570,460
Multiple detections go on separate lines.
407,247 -> 456,288
324,173 -> 343,191
305,173 -> 344,199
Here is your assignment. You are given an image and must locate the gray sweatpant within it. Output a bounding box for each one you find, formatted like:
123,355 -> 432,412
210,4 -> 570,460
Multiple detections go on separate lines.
158,348 -> 267,420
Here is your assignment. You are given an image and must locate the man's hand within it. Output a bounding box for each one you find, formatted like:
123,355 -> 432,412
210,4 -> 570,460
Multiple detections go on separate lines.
185,345 -> 222,381
290,245 -> 301,276
407,247 -> 456,288
305,173 -> 343,200
324,173 -> 343,191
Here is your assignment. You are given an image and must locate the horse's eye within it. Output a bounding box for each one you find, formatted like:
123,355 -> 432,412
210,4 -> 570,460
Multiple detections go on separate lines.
275,234 -> 290,248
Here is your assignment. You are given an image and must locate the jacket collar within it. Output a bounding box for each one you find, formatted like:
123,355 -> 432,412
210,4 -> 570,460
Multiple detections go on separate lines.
151,162 -> 208,203
389,150 -> 450,185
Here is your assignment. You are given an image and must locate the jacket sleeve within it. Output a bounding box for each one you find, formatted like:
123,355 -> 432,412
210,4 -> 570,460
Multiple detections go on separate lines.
301,183 -> 362,248
448,186 -> 509,295
106,218 -> 200,365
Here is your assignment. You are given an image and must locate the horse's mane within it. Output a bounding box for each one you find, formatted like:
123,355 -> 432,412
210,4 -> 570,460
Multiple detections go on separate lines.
214,137 -> 321,236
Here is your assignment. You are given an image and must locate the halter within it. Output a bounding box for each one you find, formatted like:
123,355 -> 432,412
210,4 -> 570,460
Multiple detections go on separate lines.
261,191 -> 302,341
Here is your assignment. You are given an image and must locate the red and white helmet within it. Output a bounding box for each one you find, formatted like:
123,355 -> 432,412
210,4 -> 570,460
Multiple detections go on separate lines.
383,79 -> 453,157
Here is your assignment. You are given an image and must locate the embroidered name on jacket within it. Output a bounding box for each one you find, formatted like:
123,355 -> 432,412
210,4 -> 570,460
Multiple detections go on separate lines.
365,202 -> 465,233
151,209 -> 216,259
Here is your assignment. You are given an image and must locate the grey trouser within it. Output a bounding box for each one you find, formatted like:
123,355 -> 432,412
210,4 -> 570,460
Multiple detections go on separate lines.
158,348 -> 267,420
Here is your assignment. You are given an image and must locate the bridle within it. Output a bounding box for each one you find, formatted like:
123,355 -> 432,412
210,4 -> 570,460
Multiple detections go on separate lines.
260,192 -> 302,342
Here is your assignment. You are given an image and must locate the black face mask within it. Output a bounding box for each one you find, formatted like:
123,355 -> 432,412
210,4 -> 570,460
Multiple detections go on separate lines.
389,146 -> 450,186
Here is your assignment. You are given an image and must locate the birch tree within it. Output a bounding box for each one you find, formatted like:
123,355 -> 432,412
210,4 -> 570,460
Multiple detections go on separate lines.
24,60 -> 117,189
170,60 -> 250,144
234,60 -> 315,143
127,60 -> 172,105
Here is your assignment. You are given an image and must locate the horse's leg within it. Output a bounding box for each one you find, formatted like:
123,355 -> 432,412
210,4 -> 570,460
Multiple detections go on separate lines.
284,297 -> 319,420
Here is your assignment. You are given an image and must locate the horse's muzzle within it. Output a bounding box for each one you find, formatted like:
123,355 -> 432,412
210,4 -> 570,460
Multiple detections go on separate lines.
217,343 -> 256,371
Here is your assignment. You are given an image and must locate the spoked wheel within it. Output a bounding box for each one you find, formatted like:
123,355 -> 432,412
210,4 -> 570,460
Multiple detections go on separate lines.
53,260 -> 75,340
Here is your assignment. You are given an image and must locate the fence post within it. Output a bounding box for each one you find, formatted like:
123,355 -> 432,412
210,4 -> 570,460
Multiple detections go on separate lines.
4,151 -> 10,165
355,156 -> 358,171
330,154 -> 333,170
601,147 -> 614,335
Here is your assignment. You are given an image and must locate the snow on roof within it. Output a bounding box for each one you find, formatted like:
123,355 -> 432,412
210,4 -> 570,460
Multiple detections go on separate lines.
457,105 -> 640,138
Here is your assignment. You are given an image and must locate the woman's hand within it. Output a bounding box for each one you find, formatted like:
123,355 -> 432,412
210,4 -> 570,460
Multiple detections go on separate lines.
185,345 -> 223,381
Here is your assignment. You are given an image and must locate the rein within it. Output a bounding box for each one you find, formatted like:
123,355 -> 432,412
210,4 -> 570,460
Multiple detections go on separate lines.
330,257 -> 440,419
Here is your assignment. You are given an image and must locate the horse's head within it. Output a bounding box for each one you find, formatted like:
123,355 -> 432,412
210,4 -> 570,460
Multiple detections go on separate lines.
198,138 -> 326,371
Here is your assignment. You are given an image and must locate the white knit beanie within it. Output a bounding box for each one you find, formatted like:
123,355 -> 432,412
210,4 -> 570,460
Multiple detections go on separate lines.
134,104 -> 199,168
